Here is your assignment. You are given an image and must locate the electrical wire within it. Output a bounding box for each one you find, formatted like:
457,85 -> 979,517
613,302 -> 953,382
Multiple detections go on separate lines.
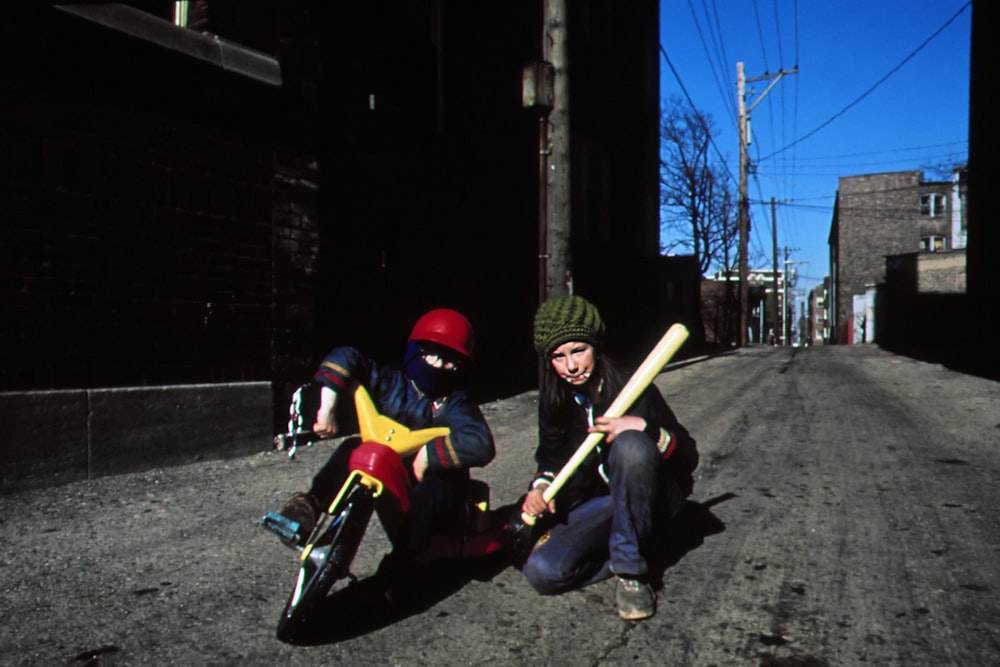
760,1 -> 972,162
683,0 -> 737,124
659,45 -> 738,188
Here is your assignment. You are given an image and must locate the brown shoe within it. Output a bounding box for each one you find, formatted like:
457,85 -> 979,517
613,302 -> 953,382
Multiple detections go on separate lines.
278,492 -> 320,543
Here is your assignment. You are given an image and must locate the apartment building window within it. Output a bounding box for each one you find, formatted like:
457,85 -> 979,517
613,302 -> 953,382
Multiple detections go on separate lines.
920,235 -> 947,252
919,193 -> 946,217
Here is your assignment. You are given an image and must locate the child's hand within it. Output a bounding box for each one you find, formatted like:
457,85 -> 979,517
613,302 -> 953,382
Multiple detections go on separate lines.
412,446 -> 429,481
522,485 -> 555,518
313,386 -> 339,437
589,415 -> 646,443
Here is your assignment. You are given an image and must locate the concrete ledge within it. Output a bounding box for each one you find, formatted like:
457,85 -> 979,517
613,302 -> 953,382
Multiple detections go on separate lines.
55,4 -> 282,86
1,383 -> 273,494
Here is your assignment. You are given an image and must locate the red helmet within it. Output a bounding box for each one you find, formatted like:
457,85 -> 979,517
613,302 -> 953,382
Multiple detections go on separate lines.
409,308 -> 475,359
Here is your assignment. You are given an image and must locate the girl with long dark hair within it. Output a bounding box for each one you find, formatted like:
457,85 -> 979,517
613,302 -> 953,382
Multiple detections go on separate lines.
518,295 -> 698,620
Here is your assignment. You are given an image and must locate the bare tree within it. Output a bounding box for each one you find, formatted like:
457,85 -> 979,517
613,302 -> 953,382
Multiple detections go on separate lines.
659,95 -> 738,276
921,159 -> 967,182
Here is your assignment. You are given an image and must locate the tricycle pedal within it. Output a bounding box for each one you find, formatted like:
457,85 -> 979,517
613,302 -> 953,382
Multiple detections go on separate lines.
262,510 -> 308,547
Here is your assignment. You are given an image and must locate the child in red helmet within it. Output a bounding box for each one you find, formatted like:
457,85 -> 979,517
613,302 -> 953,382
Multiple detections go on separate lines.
276,308 -> 495,593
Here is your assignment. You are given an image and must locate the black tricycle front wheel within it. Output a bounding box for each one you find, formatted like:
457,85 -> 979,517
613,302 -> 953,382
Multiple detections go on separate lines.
276,481 -> 376,643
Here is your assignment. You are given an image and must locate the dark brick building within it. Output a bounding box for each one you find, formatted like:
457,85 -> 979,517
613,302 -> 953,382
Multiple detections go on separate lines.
966,0 -> 1000,379
1,2 -> 681,490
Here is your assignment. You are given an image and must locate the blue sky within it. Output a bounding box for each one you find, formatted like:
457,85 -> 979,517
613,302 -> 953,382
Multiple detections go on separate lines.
658,0 -> 972,298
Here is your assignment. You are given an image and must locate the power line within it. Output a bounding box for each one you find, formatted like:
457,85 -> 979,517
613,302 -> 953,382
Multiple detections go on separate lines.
683,0 -> 737,124
785,140 -> 967,162
759,1 -> 972,162
771,0 -> 786,71
752,0 -> 771,71
659,45 -> 738,187
708,0 -> 733,87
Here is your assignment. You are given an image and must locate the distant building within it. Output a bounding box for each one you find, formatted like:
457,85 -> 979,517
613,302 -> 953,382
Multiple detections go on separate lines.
706,269 -> 785,346
828,170 -> 955,344
805,278 -> 831,345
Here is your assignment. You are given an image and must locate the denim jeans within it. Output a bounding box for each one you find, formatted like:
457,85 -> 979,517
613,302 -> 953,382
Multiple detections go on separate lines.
522,429 -> 676,594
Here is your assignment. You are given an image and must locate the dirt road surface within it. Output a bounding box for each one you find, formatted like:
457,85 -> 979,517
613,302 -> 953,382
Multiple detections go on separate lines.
2,345 -> 998,666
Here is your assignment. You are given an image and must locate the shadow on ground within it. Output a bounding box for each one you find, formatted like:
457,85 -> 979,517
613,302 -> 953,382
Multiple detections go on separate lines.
278,504 -> 519,646
650,493 -> 732,586
278,495 -> 730,645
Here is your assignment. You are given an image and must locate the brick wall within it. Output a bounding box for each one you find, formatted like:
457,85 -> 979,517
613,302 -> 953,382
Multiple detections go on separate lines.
4,108 -> 272,388
916,251 -> 967,294
0,5 -> 321,489
1,5 -> 319,391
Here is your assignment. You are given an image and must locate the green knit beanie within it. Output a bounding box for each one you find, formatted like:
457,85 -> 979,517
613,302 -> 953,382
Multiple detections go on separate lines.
532,295 -> 605,357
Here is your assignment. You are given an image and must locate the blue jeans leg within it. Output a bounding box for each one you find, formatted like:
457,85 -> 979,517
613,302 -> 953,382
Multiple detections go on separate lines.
521,494 -> 614,594
521,430 -> 660,593
606,429 -> 660,578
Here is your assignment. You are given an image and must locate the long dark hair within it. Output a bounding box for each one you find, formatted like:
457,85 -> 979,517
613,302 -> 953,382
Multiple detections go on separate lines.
539,347 -> 630,436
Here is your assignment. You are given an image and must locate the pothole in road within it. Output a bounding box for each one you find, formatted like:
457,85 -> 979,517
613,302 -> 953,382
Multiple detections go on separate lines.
71,645 -> 120,665
934,458 -> 967,465
759,654 -> 833,667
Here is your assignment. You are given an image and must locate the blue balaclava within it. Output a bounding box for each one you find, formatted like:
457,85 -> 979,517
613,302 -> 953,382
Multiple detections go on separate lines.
404,340 -> 465,397
403,309 -> 474,397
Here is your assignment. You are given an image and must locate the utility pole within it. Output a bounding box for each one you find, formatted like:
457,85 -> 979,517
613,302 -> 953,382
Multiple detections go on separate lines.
737,63 -> 797,346
783,247 -> 804,346
523,60 -> 554,308
737,63 -> 748,347
771,197 -> 779,345
544,0 -> 572,299
784,247 -> 791,346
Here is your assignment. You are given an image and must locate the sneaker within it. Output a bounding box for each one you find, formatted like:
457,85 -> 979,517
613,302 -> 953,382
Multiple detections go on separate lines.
616,576 -> 655,620
277,492 -> 320,544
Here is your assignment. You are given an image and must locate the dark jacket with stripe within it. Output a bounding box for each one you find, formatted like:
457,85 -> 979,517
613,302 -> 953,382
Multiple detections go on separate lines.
313,346 -> 495,473
533,381 -> 698,512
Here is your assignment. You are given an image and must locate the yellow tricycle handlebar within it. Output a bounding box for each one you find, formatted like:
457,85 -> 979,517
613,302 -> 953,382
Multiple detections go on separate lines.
353,385 -> 451,456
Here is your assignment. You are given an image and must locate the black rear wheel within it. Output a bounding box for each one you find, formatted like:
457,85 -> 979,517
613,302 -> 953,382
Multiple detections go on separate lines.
276,481 -> 375,643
